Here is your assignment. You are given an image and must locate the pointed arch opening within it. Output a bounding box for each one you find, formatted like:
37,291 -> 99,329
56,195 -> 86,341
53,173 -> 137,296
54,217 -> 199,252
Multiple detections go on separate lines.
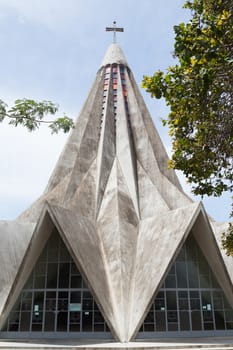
137,233 -> 233,338
1,227 -> 112,339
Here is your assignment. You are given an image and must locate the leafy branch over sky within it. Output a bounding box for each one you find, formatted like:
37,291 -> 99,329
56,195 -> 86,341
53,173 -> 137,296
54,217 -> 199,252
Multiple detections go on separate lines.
0,99 -> 74,133
142,0 -> 233,254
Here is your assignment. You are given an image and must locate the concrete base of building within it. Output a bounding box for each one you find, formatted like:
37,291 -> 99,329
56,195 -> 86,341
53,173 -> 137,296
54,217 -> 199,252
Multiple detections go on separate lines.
0,338 -> 233,350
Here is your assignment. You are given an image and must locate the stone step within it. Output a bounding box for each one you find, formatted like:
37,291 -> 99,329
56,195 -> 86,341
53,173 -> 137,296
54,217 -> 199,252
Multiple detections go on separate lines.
0,341 -> 233,350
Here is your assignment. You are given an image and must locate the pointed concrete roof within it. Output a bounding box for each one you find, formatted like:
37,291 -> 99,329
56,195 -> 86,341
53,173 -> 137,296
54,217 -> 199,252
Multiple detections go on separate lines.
1,43 -> 232,342
101,43 -> 128,67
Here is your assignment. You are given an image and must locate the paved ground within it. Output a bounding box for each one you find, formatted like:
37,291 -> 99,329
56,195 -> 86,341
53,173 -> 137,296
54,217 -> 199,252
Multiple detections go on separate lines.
0,338 -> 233,350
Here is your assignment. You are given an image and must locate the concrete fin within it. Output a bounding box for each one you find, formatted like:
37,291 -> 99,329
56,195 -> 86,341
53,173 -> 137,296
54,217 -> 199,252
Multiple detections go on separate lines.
128,203 -> 200,339
126,69 -> 183,191
95,71 -> 116,217
211,221 -> 233,283
46,71 -> 104,192
0,221 -> 34,318
97,159 -> 139,341
65,159 -> 97,221
64,74 -> 104,203
158,173 -> 193,210
137,161 -> 169,218
116,66 -> 140,218
96,159 -> 124,339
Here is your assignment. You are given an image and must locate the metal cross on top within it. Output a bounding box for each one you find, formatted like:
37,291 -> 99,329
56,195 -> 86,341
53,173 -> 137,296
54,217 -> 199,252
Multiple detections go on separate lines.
106,21 -> 124,43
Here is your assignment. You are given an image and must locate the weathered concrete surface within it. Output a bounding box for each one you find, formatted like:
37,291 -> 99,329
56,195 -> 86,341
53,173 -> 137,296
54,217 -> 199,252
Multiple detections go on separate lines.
0,43 -> 232,342
0,221 -> 35,316
101,43 -> 128,67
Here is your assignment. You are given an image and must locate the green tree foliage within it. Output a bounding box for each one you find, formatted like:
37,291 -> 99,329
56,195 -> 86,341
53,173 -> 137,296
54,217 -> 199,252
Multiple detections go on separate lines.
0,98 -> 74,133
142,0 -> 233,254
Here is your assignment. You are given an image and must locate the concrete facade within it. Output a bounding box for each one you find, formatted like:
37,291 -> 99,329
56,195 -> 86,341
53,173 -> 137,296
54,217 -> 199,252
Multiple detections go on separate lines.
0,44 -> 233,343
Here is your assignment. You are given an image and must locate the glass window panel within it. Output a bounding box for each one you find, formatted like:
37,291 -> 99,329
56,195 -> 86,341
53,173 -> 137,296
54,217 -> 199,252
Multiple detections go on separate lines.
200,274 -> 210,288
213,297 -> 223,310
9,312 -> 20,326
8,322 -> 19,332
226,322 -> 233,329
203,311 -> 213,322
83,291 -> 92,299
46,298 -> 56,311
165,274 -> 176,288
34,275 -> 45,289
21,292 -> 32,311
214,310 -> 225,330
144,324 -> 154,331
191,311 -> 202,330
70,311 -> 80,322
20,312 -> 31,331
31,323 -> 42,331
94,323 -> 105,332
144,312 -> 154,323
58,299 -> 68,312
70,291 -> 81,303
204,322 -> 214,330
225,310 -> 233,322
168,323 -> 178,331
47,248 -> 58,262
166,291 -> 177,310
57,312 -> 68,331
59,245 -> 70,262
24,274 -> 33,289
180,311 -> 190,330
71,263 -> 80,276
94,312 -> 104,323
176,262 -> 187,288
179,299 -> 189,310
155,311 -> 166,331
71,275 -> 82,288
190,298 -> 201,310
176,248 -> 185,261
187,262 -> 199,288
35,262 -> 46,275
46,263 -> 58,288
167,311 -> 178,323
83,298 -> 93,311
190,291 -> 199,298
211,272 -> 220,288
178,291 -> 188,298
44,312 -> 55,331
58,263 -> 70,288
156,291 -> 164,299
82,311 -> 93,331
70,324 -> 80,332
201,291 -> 212,309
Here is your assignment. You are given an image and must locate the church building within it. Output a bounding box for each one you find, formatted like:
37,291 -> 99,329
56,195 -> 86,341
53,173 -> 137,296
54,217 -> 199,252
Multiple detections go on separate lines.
0,41 -> 233,343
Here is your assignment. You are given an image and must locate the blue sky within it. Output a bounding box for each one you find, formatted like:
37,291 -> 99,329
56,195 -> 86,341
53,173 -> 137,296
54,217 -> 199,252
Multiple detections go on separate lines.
0,0 -> 231,222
